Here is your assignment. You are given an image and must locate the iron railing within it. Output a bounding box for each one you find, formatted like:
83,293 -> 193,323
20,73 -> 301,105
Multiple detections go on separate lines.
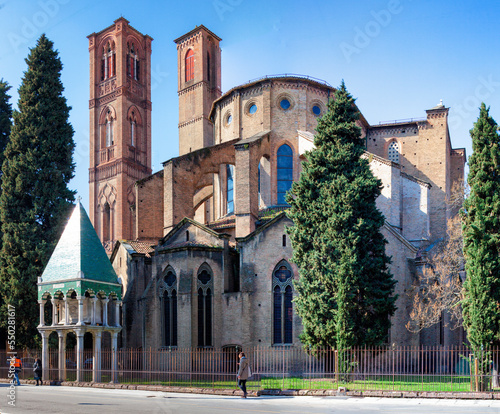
1,346 -> 498,392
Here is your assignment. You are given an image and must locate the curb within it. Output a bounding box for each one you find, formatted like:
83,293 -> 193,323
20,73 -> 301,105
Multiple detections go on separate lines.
0,379 -> 498,399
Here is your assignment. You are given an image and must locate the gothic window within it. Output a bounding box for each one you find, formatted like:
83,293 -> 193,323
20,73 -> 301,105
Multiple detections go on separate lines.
103,202 -> 111,241
101,42 -> 116,81
127,44 -> 140,81
226,164 -> 234,215
197,266 -> 213,347
273,261 -> 293,345
185,49 -> 194,82
277,144 -> 293,205
161,270 -> 178,347
106,118 -> 114,147
388,141 -> 399,163
131,120 -> 136,147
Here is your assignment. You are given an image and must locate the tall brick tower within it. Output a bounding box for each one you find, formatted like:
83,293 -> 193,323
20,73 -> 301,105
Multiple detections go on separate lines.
175,26 -> 222,155
88,18 -> 153,249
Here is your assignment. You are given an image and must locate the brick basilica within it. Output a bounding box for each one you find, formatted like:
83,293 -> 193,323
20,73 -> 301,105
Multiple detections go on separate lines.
86,18 -> 466,350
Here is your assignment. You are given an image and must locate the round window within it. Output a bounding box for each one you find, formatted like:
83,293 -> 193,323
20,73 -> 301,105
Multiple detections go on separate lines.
280,99 -> 291,110
312,105 -> 321,116
227,114 -> 232,125
249,104 -> 257,114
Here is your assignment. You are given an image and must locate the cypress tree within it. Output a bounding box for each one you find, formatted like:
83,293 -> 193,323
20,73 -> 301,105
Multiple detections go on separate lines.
0,35 -> 75,348
0,79 -> 13,346
462,103 -> 500,351
0,79 -> 12,171
287,82 -> 397,351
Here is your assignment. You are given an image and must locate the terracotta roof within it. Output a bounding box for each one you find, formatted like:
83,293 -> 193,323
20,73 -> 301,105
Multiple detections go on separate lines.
125,240 -> 156,257
159,240 -> 223,253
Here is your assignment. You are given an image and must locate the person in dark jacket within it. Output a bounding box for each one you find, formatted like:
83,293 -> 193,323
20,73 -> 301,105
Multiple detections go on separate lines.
237,352 -> 249,398
33,358 -> 42,386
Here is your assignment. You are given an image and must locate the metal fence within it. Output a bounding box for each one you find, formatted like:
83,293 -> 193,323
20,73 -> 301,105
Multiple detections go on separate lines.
1,346 -> 498,392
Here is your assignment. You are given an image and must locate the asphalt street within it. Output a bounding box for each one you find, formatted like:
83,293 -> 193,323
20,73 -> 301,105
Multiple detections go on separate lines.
2,384 -> 500,414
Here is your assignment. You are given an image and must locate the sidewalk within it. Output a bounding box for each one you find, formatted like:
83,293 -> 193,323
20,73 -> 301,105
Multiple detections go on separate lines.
1,378 -> 499,400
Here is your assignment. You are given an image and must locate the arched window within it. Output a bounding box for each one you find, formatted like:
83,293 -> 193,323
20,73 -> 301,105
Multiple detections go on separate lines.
161,270 -> 178,347
277,144 -> 293,205
131,120 -> 136,147
106,118 -> 113,147
388,141 -> 399,163
227,164 -> 234,215
185,49 -> 194,82
101,42 -> 116,81
103,202 -> 111,241
273,261 -> 293,345
127,44 -> 140,81
197,266 -> 213,347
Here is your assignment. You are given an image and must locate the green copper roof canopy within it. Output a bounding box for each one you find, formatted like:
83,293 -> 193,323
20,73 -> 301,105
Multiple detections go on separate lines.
38,202 -> 121,300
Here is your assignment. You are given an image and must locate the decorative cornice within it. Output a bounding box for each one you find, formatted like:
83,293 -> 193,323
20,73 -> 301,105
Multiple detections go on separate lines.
178,116 -> 207,129
89,159 -> 151,183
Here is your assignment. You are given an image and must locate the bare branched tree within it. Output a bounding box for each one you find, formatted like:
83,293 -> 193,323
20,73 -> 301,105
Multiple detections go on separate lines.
406,180 -> 466,333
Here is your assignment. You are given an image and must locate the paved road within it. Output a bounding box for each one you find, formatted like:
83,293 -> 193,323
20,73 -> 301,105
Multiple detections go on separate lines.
2,384 -> 500,414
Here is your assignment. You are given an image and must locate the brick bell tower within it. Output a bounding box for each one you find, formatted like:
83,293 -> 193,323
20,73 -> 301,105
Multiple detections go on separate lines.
88,18 -> 152,250
175,25 -> 221,155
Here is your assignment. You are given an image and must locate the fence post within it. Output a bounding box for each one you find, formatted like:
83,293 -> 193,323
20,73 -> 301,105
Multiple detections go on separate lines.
474,357 -> 479,392
334,349 -> 339,389
282,346 -> 285,391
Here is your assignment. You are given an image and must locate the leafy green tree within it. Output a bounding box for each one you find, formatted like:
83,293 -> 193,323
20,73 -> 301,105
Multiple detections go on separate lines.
462,103 -> 500,351
287,82 -> 397,351
0,35 -> 75,348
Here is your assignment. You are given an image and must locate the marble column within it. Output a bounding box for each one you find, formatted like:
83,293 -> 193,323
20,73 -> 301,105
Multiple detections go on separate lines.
41,330 -> 49,381
51,298 -> 58,326
75,328 -> 84,382
102,298 -> 109,327
64,297 -> 69,325
57,330 -> 66,381
93,331 -> 102,383
38,300 -> 45,327
76,296 -> 84,326
115,301 -> 122,327
111,331 -> 119,383
91,297 -> 97,325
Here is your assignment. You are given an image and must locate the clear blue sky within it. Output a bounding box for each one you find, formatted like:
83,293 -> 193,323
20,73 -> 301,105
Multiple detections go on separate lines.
1,0 -> 499,207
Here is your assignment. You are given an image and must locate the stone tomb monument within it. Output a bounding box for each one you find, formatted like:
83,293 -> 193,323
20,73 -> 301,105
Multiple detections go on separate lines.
37,201 -> 122,382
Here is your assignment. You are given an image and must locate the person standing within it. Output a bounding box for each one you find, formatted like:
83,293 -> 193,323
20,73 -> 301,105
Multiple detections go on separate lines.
33,358 -> 42,386
237,352 -> 249,398
13,357 -> 22,386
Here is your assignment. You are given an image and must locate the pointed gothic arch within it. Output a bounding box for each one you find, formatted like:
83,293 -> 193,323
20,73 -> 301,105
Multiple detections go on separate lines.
159,266 -> 178,347
272,260 -> 294,345
127,106 -> 143,149
197,263 -> 213,347
98,106 -> 116,149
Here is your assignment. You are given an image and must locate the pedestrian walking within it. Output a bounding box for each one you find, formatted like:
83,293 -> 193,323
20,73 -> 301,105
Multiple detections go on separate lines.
33,358 -> 42,386
237,352 -> 249,398
13,357 -> 22,386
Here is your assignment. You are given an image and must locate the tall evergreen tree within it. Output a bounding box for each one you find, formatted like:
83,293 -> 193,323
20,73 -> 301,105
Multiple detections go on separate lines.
462,103 -> 500,351
0,35 -> 75,348
0,79 -> 13,346
0,79 -> 12,170
287,82 -> 397,351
